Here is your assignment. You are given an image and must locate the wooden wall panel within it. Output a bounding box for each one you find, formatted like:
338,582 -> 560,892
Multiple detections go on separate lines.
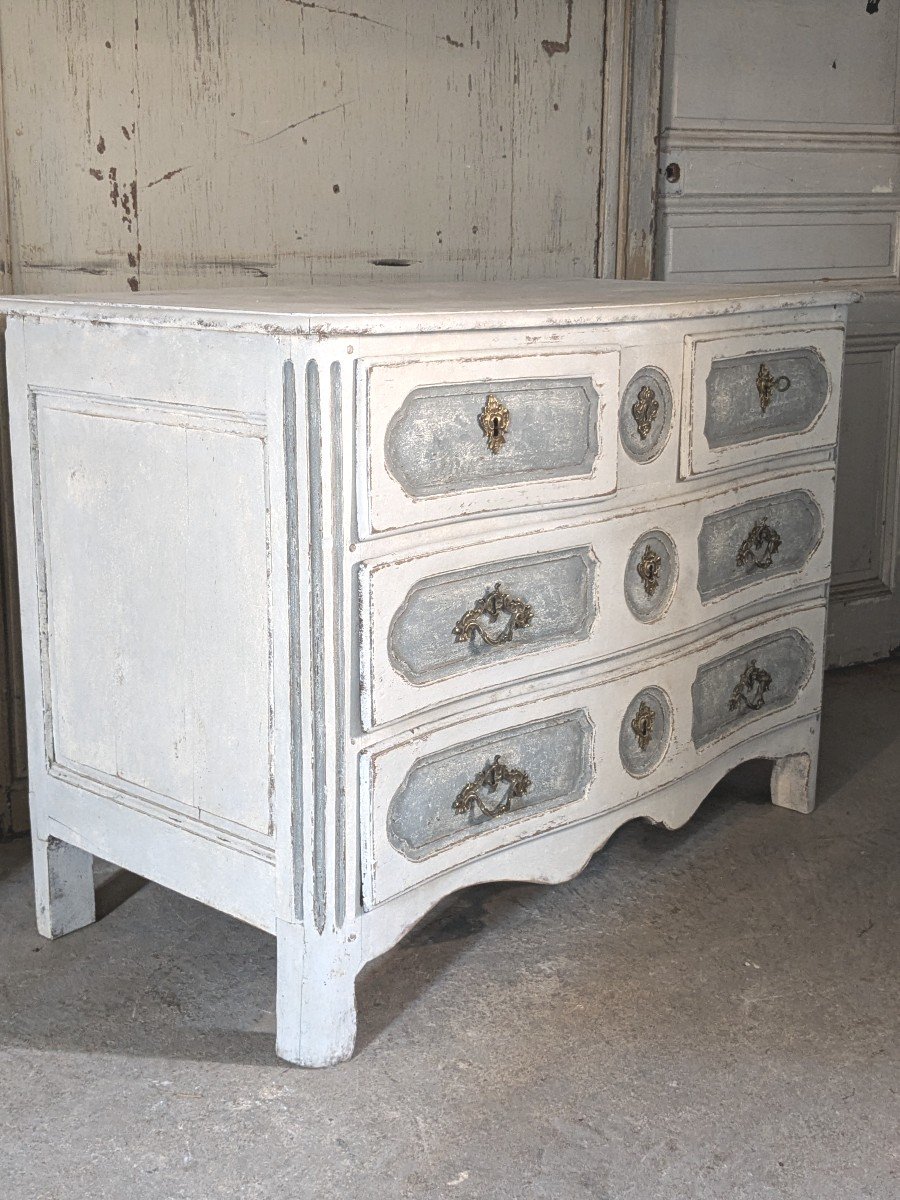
0,0 -> 608,294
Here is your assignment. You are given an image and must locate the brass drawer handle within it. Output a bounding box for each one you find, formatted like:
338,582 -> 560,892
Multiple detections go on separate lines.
479,392 -> 510,454
453,583 -> 533,647
631,700 -> 656,751
452,755 -> 532,819
729,659 -> 772,712
736,520 -> 782,571
632,384 -> 659,439
637,544 -> 662,596
756,363 -> 791,413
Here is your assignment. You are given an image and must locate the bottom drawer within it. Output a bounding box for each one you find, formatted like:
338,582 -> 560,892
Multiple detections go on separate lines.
359,604 -> 826,908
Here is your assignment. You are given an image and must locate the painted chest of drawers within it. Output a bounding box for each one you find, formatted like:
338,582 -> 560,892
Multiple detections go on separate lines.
3,280 -> 854,1065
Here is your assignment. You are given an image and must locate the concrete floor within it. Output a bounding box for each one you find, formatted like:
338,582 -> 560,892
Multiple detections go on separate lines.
1,660 -> 898,1200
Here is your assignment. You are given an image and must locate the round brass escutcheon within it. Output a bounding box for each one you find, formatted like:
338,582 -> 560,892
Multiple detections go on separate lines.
624,530 -> 678,623
619,687 -> 673,777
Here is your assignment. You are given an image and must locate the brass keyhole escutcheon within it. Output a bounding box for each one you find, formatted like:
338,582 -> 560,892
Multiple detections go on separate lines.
637,544 -> 663,597
756,363 -> 791,413
631,701 -> 656,751
632,385 -> 659,440
479,393 -> 510,454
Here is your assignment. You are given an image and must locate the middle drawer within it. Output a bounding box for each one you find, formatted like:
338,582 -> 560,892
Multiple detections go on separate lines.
358,467 -> 833,729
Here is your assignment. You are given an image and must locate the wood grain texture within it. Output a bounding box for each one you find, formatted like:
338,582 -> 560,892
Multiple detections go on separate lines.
0,0 -> 607,293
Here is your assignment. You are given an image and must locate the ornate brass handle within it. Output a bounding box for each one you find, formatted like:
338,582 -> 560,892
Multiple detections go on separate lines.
453,583 -> 533,647
631,700 -> 656,751
479,393 -> 510,454
452,755 -> 532,819
729,659 -> 772,712
736,520 -> 782,571
636,544 -> 662,596
632,384 -> 659,440
756,363 -> 791,413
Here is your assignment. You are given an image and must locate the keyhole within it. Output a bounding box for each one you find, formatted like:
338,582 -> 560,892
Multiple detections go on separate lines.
491,416 -> 500,438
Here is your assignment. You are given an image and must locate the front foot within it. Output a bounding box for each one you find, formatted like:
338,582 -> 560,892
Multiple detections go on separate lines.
32,835 -> 96,938
771,751 -> 816,814
276,921 -> 359,1067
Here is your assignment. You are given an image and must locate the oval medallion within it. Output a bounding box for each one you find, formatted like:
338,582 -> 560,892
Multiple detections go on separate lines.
619,366 -> 673,463
619,686 -> 673,777
624,530 -> 678,623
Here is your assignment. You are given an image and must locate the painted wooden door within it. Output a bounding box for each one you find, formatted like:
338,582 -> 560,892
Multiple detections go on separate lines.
656,0 -> 900,665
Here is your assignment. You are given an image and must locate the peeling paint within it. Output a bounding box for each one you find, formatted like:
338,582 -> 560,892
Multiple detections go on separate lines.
542,0 -> 573,56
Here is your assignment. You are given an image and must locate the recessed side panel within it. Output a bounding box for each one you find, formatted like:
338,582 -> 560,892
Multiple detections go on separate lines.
36,392 -> 273,837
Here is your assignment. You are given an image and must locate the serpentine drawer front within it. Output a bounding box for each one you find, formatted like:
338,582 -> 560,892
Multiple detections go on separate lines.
3,281 -> 853,1066
358,467 -> 834,729
360,603 -> 826,907
682,325 -> 844,477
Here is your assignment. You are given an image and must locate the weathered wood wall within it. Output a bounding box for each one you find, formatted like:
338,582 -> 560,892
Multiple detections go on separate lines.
0,0 -> 613,294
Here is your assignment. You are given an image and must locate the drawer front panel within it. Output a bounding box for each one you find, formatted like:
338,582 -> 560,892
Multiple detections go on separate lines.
360,469 -> 833,730
681,326 -> 844,477
705,347 -> 828,449
697,489 -> 824,603
386,378 -> 598,497
691,629 -> 815,749
388,548 -> 596,685
361,605 -> 826,907
387,711 -> 593,861
359,350 -> 619,535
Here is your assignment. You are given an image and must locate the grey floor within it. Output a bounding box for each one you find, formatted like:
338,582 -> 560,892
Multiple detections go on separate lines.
1,660 -> 898,1200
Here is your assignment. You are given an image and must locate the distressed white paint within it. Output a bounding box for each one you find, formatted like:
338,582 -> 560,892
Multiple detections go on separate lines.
4,280 -> 851,1065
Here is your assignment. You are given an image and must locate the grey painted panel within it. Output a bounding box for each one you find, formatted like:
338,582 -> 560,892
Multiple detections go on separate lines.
623,530 -> 679,623
385,376 -> 599,497
704,347 -> 829,449
619,366 -> 673,462
619,687 -> 673,778
389,548 -> 596,685
697,490 -> 824,602
387,711 -> 594,861
691,630 -> 815,749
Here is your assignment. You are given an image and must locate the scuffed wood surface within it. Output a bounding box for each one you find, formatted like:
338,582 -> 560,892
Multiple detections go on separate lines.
1,0 -> 607,294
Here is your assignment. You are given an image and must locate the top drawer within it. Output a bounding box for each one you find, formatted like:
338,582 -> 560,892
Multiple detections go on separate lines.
356,350 -> 619,536
680,325 -> 844,478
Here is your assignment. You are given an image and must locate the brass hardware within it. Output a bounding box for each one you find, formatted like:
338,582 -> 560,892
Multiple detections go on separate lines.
453,755 -> 532,819
453,583 -> 533,647
631,700 -> 656,751
756,363 -> 791,413
736,520 -> 782,571
637,544 -> 663,596
632,384 -> 659,440
479,393 -> 510,454
729,659 -> 772,713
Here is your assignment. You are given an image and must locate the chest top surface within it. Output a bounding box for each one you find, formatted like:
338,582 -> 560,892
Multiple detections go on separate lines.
0,279 -> 859,336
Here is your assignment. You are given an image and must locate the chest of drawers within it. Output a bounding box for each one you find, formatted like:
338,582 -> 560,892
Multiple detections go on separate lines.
3,281 -> 854,1065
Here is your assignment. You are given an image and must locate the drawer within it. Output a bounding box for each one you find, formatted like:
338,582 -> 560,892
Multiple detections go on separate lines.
680,325 -> 844,477
359,604 -> 825,907
358,469 -> 833,729
356,350 -> 619,535
692,628 -> 816,749
697,487 -> 824,603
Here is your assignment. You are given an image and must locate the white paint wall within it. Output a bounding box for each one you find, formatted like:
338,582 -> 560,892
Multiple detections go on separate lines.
657,0 -> 900,664
0,0 -> 609,294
